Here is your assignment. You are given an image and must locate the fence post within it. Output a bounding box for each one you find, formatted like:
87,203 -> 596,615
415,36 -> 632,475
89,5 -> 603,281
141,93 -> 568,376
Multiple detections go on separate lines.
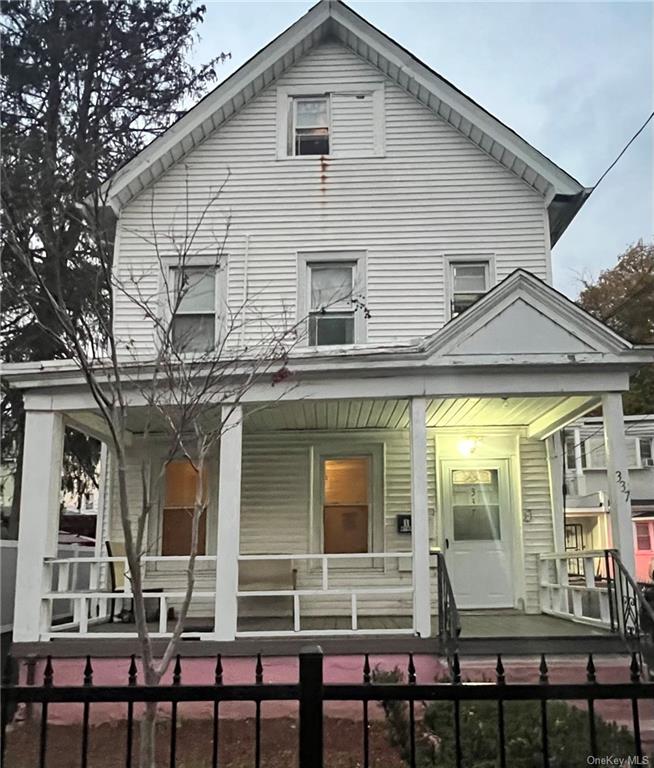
299,644 -> 323,768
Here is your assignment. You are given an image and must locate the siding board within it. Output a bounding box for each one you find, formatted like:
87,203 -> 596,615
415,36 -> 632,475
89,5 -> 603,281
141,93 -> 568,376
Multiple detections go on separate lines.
115,41 -> 548,355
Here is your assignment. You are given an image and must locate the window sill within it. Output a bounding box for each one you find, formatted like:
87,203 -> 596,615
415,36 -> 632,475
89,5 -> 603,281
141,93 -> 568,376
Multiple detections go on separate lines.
275,153 -> 384,162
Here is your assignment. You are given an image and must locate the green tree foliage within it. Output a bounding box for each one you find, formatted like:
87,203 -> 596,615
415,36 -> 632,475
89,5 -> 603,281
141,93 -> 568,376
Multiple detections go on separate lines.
1,0 -> 226,532
577,240 -> 654,415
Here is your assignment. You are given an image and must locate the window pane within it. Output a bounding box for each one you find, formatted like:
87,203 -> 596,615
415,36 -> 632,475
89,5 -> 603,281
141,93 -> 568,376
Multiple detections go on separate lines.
640,438 -> 653,462
162,508 -> 207,556
296,99 -> 328,128
172,315 -> 215,353
165,459 -> 207,507
177,268 -> 215,313
309,314 -> 354,346
324,458 -> 369,505
451,468 -> 501,541
565,438 -> 576,470
636,523 -> 652,551
310,266 -> 353,309
295,131 -> 329,156
324,506 -> 368,553
453,264 -> 486,292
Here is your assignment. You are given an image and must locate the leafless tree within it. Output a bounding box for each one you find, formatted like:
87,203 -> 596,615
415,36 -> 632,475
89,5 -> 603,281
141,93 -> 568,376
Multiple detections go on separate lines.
8,169 -> 367,767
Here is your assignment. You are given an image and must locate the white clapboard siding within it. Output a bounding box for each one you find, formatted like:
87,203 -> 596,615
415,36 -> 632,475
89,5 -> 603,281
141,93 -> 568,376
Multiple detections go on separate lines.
114,41 -> 549,357
519,436 -> 556,612
331,92 -> 375,156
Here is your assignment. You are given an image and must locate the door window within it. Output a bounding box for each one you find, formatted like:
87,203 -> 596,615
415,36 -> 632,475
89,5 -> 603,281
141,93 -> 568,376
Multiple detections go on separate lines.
162,459 -> 207,556
450,468 -> 501,541
323,457 -> 369,553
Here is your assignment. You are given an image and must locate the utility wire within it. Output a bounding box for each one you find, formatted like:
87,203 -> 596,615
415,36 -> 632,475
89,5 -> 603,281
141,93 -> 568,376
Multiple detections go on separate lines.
591,110 -> 654,193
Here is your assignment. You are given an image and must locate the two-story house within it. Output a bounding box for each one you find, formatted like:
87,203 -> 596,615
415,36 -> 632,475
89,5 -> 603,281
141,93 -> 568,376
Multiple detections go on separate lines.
563,415 -> 654,583
5,0 -> 654,653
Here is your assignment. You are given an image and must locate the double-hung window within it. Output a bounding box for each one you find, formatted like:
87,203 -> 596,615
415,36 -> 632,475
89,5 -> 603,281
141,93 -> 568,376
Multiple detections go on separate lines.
293,96 -> 329,156
171,266 -> 216,353
449,261 -> 490,317
308,262 -> 356,346
639,437 -> 653,467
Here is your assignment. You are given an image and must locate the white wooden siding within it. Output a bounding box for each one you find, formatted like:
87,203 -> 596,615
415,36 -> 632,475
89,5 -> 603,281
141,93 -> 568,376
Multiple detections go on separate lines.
114,41 -> 549,357
519,436 -> 556,612
106,426 -> 555,618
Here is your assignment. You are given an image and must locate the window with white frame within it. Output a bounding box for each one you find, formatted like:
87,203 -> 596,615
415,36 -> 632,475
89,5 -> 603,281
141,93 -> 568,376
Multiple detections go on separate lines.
636,521 -> 652,552
639,437 -> 653,466
292,96 -> 330,156
449,261 -> 490,317
171,266 -> 217,353
308,262 -> 356,346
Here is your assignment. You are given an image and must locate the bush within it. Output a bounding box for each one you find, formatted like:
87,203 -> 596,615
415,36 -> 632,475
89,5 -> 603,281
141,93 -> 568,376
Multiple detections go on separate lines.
373,667 -> 640,768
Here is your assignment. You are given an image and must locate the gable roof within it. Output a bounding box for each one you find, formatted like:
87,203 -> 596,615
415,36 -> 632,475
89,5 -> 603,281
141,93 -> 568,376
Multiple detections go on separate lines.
101,0 -> 590,243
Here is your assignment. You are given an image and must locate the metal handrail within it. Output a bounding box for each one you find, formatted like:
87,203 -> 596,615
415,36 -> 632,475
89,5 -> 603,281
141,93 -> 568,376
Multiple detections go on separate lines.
607,549 -> 654,640
434,549 -> 461,651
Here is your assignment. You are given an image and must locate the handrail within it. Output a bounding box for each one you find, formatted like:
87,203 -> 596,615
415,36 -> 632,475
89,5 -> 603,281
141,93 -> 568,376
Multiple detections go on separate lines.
434,549 -> 460,652
608,550 -> 654,641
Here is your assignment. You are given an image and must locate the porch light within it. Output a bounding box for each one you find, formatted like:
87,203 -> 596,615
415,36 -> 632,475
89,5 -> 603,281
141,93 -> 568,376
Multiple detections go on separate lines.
457,437 -> 480,457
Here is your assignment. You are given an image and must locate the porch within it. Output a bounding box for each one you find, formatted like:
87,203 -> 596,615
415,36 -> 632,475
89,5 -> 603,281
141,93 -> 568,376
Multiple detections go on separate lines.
9,386 -> 640,652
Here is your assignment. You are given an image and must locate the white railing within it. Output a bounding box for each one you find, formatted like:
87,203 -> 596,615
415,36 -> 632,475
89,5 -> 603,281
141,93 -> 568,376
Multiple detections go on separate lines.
539,551 -> 612,629
237,552 -> 414,637
42,555 -> 217,639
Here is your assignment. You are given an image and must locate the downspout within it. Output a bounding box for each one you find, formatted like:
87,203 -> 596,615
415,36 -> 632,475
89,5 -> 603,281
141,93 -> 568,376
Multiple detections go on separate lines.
240,234 -> 250,349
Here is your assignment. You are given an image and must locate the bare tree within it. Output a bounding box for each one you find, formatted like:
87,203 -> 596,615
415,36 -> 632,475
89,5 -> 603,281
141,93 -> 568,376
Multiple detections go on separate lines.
9,171 -> 367,767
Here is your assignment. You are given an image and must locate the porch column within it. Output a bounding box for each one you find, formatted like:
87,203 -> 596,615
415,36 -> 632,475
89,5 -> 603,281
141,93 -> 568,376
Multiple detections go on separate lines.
545,434 -> 566,552
410,397 -> 431,637
13,410 -> 65,642
214,405 -> 243,641
602,393 -> 635,576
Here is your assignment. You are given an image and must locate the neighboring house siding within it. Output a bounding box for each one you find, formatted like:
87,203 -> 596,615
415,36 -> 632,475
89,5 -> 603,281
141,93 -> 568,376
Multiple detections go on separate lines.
114,41 -> 549,357
519,436 -> 555,613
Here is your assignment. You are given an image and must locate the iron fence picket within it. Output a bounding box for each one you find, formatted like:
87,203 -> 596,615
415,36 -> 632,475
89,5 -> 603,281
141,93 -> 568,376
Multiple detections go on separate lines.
2,648 -> 653,768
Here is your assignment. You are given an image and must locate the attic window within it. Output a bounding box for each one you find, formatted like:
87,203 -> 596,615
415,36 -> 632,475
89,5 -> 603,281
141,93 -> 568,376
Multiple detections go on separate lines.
450,261 -> 489,317
293,97 -> 329,155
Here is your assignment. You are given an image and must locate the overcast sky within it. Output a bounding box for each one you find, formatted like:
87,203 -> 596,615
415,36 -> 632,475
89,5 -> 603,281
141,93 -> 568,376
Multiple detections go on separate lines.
193,1 -> 654,297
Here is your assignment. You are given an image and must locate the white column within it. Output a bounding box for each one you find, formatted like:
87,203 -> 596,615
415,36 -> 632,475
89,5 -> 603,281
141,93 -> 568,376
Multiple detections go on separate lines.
214,405 -> 243,640
602,393 -> 635,576
410,397 -> 431,637
13,410 -> 65,642
545,434 -> 566,552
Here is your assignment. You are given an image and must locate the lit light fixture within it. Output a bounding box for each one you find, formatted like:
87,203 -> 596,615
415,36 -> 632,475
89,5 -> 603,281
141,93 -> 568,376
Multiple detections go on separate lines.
458,437 -> 480,457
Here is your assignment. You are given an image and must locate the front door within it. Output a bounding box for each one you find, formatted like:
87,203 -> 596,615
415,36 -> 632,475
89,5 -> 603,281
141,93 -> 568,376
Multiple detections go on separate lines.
442,460 -> 513,608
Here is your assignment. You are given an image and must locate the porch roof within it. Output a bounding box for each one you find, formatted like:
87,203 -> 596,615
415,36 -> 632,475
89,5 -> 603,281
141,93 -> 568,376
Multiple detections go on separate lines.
3,271 -> 653,396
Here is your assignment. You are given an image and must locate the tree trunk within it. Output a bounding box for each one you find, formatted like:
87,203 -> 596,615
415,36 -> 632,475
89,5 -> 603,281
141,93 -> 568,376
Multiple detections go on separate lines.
139,701 -> 158,768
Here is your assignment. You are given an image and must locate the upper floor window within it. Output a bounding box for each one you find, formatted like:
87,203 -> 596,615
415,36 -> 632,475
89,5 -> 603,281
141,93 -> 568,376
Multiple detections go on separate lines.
639,437 -> 653,466
298,251 -> 366,347
309,262 -> 355,346
171,266 -> 216,354
636,522 -> 652,552
277,84 -> 384,159
293,97 -> 329,156
449,261 -> 490,317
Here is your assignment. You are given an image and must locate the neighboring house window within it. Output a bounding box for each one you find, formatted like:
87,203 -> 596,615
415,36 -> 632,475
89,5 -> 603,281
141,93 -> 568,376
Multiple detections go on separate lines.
171,266 -> 216,353
640,437 -> 653,466
323,457 -> 369,554
292,96 -> 329,156
162,459 -> 207,556
564,437 -> 576,471
636,522 -> 652,552
449,261 -> 489,317
308,261 -> 355,346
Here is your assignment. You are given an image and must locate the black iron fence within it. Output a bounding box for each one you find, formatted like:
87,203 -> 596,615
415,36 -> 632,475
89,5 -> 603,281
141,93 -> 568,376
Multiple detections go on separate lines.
2,648 -> 653,768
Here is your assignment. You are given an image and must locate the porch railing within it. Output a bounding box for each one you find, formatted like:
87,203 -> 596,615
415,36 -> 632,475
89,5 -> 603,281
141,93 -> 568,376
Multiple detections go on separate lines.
539,549 -> 654,642
237,552 -> 415,636
434,549 -> 461,652
42,555 -> 218,639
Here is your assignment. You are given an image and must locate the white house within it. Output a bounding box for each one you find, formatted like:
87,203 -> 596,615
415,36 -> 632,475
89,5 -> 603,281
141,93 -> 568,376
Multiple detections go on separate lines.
564,415 -> 654,583
4,0 -> 654,649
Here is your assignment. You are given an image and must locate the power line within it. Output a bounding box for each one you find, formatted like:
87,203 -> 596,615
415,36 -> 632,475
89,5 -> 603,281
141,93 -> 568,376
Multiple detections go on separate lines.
592,110 -> 654,193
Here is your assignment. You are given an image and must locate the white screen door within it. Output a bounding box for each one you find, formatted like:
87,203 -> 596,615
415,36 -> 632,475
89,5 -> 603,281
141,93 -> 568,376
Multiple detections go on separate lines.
441,460 -> 513,608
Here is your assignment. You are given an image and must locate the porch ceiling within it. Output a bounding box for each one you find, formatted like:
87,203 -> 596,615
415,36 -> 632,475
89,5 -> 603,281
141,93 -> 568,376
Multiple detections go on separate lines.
243,395 -> 597,436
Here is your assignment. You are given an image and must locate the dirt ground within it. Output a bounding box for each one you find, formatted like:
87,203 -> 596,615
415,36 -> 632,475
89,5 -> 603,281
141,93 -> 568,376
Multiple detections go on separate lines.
3,716 -> 407,768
